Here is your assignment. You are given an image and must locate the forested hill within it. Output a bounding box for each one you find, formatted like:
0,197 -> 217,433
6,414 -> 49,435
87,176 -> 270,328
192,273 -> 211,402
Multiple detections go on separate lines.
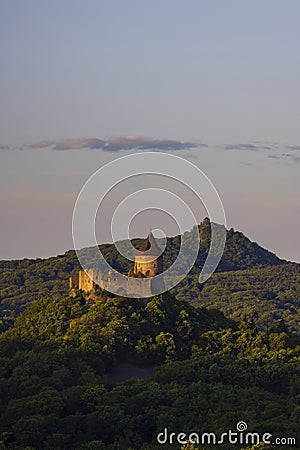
0,292 -> 299,449
217,227 -> 286,270
0,223 -> 298,332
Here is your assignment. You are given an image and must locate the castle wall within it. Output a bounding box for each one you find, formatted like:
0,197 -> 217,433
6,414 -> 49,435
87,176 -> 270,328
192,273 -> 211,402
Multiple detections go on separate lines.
101,276 -> 153,297
78,269 -> 96,292
72,238 -> 163,297
73,269 -> 154,297
69,233 -> 165,298
69,273 -> 79,289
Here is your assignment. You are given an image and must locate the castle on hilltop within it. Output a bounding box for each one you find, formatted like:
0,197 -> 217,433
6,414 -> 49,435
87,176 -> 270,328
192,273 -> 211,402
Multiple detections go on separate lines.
69,231 -> 164,298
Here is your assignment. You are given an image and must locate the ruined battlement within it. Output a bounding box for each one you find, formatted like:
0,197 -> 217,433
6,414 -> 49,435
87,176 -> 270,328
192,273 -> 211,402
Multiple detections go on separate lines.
70,232 -> 163,298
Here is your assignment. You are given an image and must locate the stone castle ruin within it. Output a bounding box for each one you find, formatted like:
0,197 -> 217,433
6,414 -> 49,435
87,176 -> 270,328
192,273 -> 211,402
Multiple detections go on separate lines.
70,231 -> 164,298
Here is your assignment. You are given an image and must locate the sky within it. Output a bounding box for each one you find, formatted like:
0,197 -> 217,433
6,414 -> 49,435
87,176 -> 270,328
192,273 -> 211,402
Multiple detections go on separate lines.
0,0 -> 299,262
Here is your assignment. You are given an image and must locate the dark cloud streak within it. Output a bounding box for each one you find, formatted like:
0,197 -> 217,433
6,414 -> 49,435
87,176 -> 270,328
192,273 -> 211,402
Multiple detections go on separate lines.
285,144 -> 300,151
224,143 -> 259,151
268,153 -> 300,163
224,142 -> 278,151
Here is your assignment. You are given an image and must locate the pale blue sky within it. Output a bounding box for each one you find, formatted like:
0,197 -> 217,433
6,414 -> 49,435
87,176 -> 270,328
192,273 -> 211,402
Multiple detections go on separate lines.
0,1 -> 299,261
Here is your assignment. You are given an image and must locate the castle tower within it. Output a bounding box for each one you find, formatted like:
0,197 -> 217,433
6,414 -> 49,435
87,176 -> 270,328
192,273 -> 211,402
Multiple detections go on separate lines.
133,231 -> 163,277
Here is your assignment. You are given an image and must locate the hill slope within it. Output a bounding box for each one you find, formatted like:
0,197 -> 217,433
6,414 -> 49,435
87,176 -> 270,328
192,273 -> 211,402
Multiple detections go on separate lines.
0,292 -> 299,449
174,263 -> 300,332
0,223 -> 297,332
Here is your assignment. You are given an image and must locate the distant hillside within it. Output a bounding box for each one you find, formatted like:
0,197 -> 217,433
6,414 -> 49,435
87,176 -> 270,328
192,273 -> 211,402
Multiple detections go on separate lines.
216,226 -> 286,270
101,221 -> 286,274
0,222 -> 296,331
173,263 -> 300,332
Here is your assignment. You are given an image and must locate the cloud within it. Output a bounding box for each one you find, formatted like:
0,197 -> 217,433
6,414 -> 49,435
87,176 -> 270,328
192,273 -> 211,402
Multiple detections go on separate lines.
222,141 -> 300,165
0,144 -> 11,150
224,142 -> 277,151
29,140 -> 56,149
285,144 -> 300,151
261,145 -> 274,150
224,143 -> 259,151
102,136 -> 203,152
29,138 -> 105,150
268,153 -> 300,163
27,136 -> 204,152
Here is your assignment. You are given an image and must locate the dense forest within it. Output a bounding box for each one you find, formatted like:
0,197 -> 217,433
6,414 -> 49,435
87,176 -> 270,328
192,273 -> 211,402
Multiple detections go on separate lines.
0,292 -> 299,449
